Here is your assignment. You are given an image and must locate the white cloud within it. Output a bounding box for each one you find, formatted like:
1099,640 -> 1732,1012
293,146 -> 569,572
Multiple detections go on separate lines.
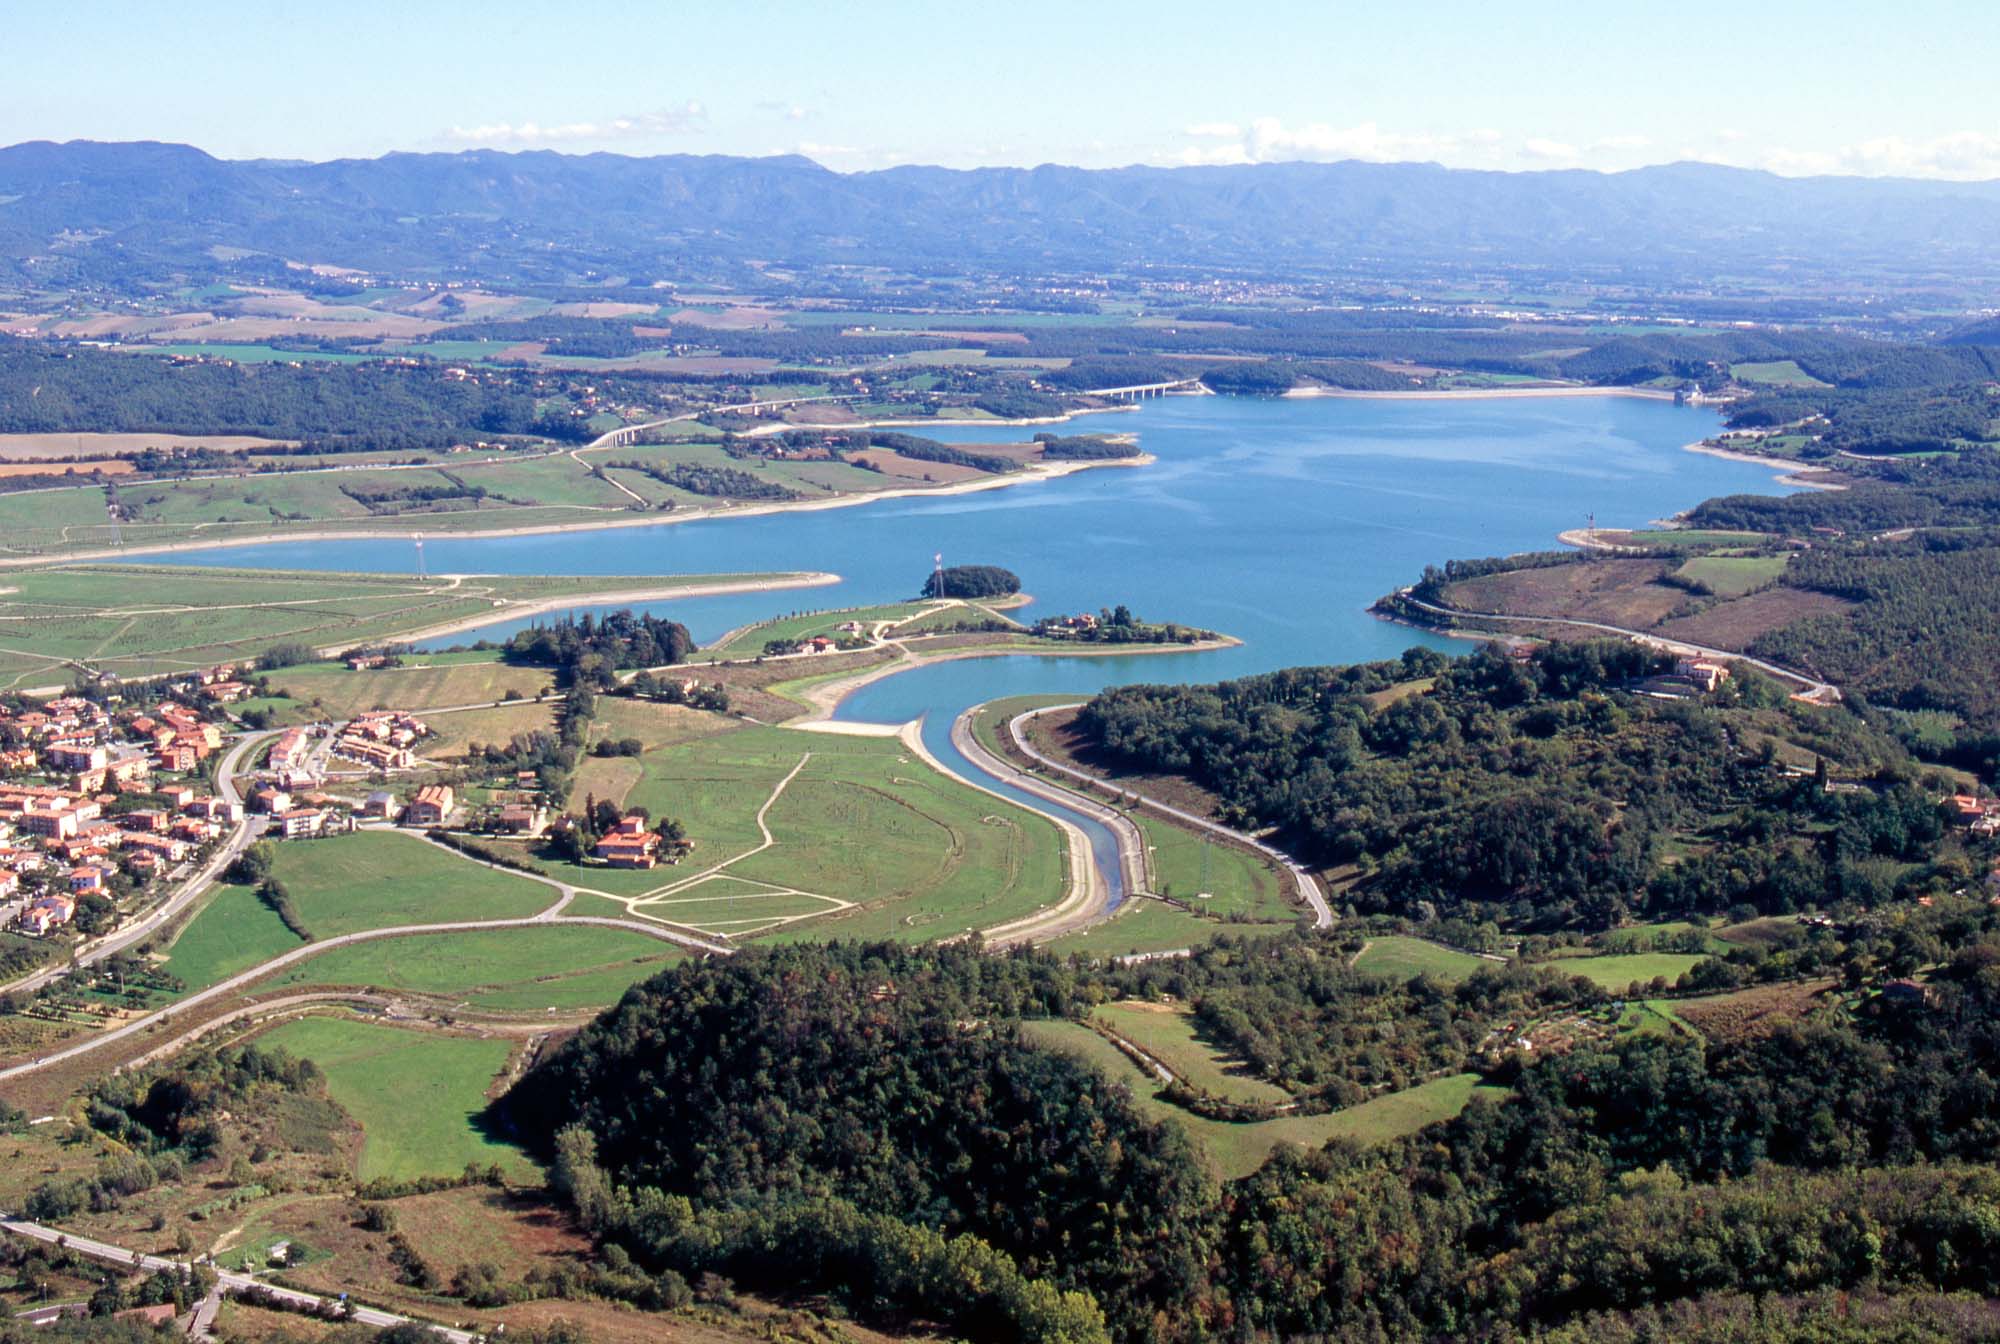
1241,117 -> 1466,164
444,102 -> 705,146
1521,137 -> 1580,161
1179,141 -> 1253,166
1183,121 -> 1242,139
1695,131 -> 2000,180
1587,134 -> 1651,153
795,140 -> 863,160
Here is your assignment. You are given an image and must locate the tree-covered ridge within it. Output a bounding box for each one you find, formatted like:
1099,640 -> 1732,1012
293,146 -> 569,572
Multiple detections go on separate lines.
503,903 -> 2000,1342
0,338 -> 589,445
503,610 -> 694,687
923,563 -> 1020,598
1075,643 -> 1951,927
502,942 -> 1211,1344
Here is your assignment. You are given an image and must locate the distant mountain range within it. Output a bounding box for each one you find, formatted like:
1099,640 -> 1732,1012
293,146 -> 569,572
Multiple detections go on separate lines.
7,139 -> 2000,292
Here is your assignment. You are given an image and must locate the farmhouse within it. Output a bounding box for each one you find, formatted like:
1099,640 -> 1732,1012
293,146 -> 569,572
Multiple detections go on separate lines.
595,816 -> 662,869
407,785 -> 455,826
495,803 -> 543,835
1674,658 -> 1731,693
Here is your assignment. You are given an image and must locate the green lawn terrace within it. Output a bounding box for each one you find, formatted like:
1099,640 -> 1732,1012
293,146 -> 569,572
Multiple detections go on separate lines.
253,1016 -> 537,1182
468,713 -> 1069,945
0,564 -> 820,685
698,593 -> 1028,660
1020,1016 -> 1506,1180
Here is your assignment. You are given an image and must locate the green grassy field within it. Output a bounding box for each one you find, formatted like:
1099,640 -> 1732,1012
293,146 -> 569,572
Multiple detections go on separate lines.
1094,1002 -> 1291,1105
267,831 -> 552,937
162,832 -> 554,986
265,924 -> 682,1006
1137,814 -> 1289,921
132,343 -> 377,363
160,883 -> 298,991
1021,1019 -> 1499,1179
0,430 -> 974,556
267,654 -> 555,718
1042,900 -> 1293,959
583,439 -> 896,504
963,694 -> 1289,926
0,564 -> 812,681
704,599 -> 939,658
1541,952 -> 1705,991
552,722 -> 1066,940
1352,936 -> 1492,984
1673,554 -> 1790,597
1616,999 -> 1697,1038
1730,360 -> 1832,388
1605,528 -> 1771,550
254,1017 -> 534,1182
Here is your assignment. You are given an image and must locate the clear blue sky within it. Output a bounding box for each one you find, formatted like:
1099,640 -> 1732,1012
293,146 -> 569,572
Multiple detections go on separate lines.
10,0 -> 2000,178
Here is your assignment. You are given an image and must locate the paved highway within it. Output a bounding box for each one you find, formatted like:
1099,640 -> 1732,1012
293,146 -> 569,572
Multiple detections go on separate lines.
1394,591 -> 1841,704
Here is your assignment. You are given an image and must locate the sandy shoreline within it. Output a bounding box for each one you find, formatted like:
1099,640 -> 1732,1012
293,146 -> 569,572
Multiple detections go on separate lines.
1,454 -> 1154,569
324,573 -> 841,654
1285,385 -> 1678,402
1679,439 -> 1847,491
779,635 -> 1242,729
741,405 -> 1134,436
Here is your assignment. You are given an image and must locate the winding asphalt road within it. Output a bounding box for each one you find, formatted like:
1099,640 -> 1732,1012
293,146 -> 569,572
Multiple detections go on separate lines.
0,1217 -> 477,1342
1395,591 -> 1841,703
1002,705 -> 1334,929
0,825 -> 734,1086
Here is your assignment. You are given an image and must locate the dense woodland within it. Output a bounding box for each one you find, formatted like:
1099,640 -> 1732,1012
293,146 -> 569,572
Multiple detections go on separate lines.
0,339 -> 590,446
924,564 -> 1021,598
502,610 -> 695,687
1076,643 -> 1958,927
501,909 -> 2000,1343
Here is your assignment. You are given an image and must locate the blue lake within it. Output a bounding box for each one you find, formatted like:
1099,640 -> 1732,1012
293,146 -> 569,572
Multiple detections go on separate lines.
145,393 -> 1795,900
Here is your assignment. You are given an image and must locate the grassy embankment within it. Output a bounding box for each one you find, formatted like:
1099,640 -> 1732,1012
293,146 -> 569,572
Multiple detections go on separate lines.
459,699 -> 1071,943
963,694 -> 1299,957
0,565 -> 818,684
0,428 -> 1108,561
162,830 -> 555,991
253,1016 -> 534,1182
1021,1017 -> 1502,1180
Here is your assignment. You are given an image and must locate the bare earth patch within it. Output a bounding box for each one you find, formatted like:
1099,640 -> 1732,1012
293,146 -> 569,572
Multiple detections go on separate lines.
1444,558 -> 1688,629
1653,588 -> 1857,651
0,431 -> 295,459
1675,978 -> 1837,1043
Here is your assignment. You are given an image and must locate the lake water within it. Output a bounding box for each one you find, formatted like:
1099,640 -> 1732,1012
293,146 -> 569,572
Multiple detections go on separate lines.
144,394 -> 1794,900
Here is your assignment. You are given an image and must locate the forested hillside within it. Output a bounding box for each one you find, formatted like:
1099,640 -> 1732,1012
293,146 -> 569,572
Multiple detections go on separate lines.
1074,643 -> 1947,926
0,338 -> 588,447
12,142 -> 2000,290
507,907 -> 2000,1342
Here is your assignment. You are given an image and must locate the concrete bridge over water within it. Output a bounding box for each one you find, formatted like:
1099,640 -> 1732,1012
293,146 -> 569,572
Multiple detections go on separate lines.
1083,378 -> 1208,401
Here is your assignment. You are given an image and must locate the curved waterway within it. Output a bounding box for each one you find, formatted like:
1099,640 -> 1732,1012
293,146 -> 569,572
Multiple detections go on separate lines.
140,394 -> 1797,907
